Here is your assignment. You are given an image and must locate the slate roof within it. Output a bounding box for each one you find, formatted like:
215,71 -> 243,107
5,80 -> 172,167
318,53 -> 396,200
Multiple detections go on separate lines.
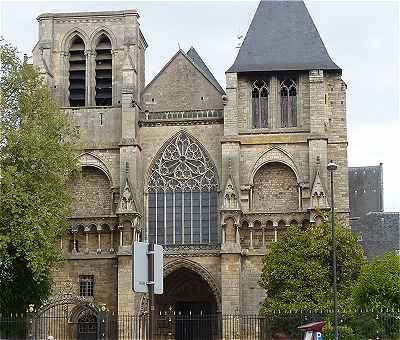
186,47 -> 225,94
227,0 -> 341,73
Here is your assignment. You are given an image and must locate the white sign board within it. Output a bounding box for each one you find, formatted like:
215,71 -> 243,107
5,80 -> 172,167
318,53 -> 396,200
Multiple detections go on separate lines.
132,241 -> 163,294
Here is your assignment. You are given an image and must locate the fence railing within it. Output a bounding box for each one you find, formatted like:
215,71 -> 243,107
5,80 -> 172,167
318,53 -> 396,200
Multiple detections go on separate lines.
0,311 -> 399,340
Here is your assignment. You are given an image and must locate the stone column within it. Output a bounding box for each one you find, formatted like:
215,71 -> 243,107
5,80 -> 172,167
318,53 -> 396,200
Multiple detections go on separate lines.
96,225 -> 102,254
235,224 -> 240,245
61,52 -> 70,107
221,218 -> 241,319
273,222 -> 278,243
84,226 -> 90,254
72,228 -> 78,254
119,225 -> 124,248
59,51 -> 69,106
221,224 -> 226,244
249,222 -> 254,249
110,226 -> 115,253
262,224 -> 266,248
84,50 -> 94,106
111,49 -> 118,106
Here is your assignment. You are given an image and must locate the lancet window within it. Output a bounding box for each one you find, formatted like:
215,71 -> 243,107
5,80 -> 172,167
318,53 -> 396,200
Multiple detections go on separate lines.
148,132 -> 219,245
252,80 -> 269,128
95,34 -> 112,106
280,79 -> 297,127
69,36 -> 86,107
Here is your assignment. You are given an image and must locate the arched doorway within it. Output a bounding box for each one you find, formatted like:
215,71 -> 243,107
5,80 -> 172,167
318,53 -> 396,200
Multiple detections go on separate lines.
77,312 -> 98,340
155,267 -> 219,340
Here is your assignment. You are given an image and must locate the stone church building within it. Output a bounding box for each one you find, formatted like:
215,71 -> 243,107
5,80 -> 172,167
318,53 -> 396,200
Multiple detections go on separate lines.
32,0 -> 349,318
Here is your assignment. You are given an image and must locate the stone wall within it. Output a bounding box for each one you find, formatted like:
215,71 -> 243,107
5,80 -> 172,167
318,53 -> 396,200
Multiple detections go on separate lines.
69,166 -> 113,216
253,162 -> 299,212
143,52 -> 223,112
51,258 -> 118,312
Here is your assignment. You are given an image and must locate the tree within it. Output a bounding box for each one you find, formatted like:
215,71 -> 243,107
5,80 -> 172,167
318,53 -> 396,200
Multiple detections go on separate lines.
259,221 -> 365,314
352,251 -> 400,311
0,40 -> 77,312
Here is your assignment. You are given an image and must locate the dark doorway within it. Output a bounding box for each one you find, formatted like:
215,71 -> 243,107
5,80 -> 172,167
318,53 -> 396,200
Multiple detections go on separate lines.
175,302 -> 213,340
77,312 -> 98,340
155,267 -> 219,340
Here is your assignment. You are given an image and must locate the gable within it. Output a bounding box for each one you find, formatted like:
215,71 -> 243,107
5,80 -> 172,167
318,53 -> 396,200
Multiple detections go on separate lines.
143,51 -> 223,112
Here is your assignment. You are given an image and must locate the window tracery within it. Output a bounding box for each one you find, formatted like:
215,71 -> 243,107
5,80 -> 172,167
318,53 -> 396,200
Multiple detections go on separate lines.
148,133 -> 218,245
280,79 -> 297,127
252,80 -> 269,128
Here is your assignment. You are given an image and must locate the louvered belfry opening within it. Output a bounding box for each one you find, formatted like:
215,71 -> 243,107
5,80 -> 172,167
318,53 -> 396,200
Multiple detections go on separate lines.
69,36 -> 86,107
95,34 -> 112,106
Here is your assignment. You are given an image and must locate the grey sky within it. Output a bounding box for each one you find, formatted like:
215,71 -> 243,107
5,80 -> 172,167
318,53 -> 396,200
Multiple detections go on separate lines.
1,0 -> 399,211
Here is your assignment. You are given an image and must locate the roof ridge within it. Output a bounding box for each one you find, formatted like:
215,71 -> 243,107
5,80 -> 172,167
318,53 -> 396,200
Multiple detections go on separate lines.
186,47 -> 225,94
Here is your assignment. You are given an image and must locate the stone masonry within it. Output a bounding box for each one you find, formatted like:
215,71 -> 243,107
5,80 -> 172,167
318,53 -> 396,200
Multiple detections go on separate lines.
32,0 -> 350,323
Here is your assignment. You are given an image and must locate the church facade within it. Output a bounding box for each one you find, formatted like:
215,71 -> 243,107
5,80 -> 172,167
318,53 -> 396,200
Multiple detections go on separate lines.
32,1 -> 349,317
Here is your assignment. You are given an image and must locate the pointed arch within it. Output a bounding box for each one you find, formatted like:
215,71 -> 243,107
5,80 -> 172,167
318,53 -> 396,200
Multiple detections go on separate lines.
77,152 -> 113,187
67,32 -> 87,107
164,259 -> 221,311
89,27 -> 117,51
61,28 -> 89,52
93,30 -> 113,106
146,130 -> 219,245
146,130 -> 219,192
250,146 -> 301,185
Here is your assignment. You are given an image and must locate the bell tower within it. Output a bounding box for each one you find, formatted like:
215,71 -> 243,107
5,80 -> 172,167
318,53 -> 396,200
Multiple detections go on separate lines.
33,9 -> 148,313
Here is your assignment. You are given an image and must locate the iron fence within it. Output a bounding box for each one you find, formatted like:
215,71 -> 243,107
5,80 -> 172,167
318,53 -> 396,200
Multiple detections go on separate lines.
0,311 -> 399,340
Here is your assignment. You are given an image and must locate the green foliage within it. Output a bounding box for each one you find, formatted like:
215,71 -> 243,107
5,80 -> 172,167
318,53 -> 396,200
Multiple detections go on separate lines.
352,251 -> 400,311
259,222 -> 365,314
0,39 -> 78,312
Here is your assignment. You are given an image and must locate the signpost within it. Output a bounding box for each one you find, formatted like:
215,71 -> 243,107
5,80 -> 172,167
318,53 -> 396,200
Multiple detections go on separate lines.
132,241 -> 163,340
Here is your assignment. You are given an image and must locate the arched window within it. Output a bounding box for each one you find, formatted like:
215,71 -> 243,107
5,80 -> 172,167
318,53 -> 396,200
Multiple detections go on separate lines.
69,36 -> 86,107
280,79 -> 297,127
252,80 -> 269,128
95,34 -> 112,106
148,132 -> 219,245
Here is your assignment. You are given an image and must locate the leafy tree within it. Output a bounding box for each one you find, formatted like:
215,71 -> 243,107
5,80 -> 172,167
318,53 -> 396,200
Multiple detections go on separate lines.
259,221 -> 365,314
0,39 -> 77,312
352,251 -> 400,311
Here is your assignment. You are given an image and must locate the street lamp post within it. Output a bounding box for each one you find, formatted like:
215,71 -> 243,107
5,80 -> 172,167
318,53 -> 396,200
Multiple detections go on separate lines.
327,161 -> 338,340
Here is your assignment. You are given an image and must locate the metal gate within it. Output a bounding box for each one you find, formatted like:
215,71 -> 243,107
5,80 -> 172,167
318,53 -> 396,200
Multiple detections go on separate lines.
28,296 -> 103,340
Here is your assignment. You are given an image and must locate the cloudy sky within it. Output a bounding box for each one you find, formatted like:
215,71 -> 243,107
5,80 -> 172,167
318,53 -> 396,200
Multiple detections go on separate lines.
1,0 -> 399,211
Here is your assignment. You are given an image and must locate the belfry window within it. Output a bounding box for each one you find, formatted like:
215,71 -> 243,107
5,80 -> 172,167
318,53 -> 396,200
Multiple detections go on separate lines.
69,36 -> 86,107
148,132 -> 219,245
280,79 -> 297,127
252,80 -> 269,128
95,34 -> 112,106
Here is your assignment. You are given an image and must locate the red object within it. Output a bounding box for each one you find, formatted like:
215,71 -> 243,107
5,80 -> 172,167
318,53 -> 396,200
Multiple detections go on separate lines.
298,321 -> 325,332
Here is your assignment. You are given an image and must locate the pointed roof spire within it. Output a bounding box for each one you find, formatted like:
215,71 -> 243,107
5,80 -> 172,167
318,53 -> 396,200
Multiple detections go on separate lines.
186,47 -> 225,94
227,0 -> 340,73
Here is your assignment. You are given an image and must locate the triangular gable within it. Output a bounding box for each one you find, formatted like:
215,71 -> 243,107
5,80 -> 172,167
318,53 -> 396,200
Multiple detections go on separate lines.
310,169 -> 329,209
186,47 -> 225,94
144,48 -> 225,94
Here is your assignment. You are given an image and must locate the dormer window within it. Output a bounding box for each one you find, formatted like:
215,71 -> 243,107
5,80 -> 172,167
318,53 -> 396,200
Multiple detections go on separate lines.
69,36 -> 86,107
252,80 -> 269,128
280,79 -> 297,127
